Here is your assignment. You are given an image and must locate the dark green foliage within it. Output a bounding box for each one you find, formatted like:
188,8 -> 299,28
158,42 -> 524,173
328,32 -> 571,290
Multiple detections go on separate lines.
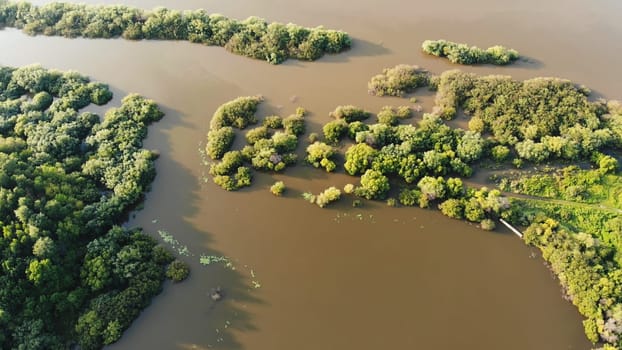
0,1 -> 350,64
368,64 -> 429,96
206,126 -> 235,160
282,107 -> 306,136
206,98 -> 306,189
433,70 -> 610,163
422,40 -> 519,65
210,95 -> 263,130
329,105 -> 371,123
166,260 -> 190,282
0,65 -> 176,349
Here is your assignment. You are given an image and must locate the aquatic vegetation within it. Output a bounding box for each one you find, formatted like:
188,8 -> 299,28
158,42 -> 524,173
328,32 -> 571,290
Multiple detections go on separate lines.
315,186 -> 342,207
0,64 -> 180,349
270,181 -> 285,196
367,64 -> 429,96
0,1 -> 351,64
422,39 -> 519,65
166,260 -> 191,282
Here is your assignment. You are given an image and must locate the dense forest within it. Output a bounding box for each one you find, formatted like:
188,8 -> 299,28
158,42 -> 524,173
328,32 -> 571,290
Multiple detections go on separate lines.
422,39 -> 519,65
0,0 -> 351,64
206,64 -> 622,347
0,65 -> 186,349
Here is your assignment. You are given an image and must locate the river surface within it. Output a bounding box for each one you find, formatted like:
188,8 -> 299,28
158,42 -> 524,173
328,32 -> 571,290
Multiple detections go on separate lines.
3,0 -> 622,349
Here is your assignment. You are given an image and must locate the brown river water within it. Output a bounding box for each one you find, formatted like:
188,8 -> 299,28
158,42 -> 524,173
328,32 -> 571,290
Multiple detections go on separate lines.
3,0 -> 622,348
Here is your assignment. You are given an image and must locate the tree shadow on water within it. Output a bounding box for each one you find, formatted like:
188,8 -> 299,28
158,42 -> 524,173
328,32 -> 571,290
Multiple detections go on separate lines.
106,101 -> 262,350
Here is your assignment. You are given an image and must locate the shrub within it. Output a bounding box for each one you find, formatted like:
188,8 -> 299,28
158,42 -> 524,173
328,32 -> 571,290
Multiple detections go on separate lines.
355,169 -> 390,200
206,126 -> 235,160
344,183 -> 355,194
307,132 -> 319,143
377,106 -> 411,125
271,131 -> 298,152
209,150 -> 244,176
283,108 -> 305,135
323,119 -> 348,144
344,143 -> 377,175
480,218 -> 496,231
491,145 -> 510,162
306,141 -> 336,172
329,105 -> 371,122
399,188 -> 421,206
245,126 -> 270,145
270,181 -> 285,196
439,198 -> 464,219
315,186 -> 341,207
166,260 -> 190,282
210,95 -> 262,129
386,198 -> 398,207
263,115 -> 283,128
368,64 -> 429,96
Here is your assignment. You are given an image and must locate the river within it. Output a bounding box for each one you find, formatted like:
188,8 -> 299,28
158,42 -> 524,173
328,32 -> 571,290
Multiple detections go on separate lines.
3,0 -> 621,348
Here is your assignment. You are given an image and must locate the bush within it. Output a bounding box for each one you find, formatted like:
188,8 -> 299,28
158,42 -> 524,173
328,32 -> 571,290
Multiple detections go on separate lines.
270,181 -> 285,196
323,119 -> 348,144
210,95 -> 262,129
206,126 -> 235,160
329,105 -> 371,122
376,106 -> 411,125
344,183 -> 355,194
315,186 -> 341,207
399,188 -> 421,206
283,108 -> 305,135
368,64 -> 429,96
344,143 -> 377,175
355,169 -> 390,200
263,115 -> 283,128
245,126 -> 270,145
491,145 -> 510,162
439,198 -> 464,219
480,218 -> 496,231
166,260 -> 190,282
306,141 -> 336,172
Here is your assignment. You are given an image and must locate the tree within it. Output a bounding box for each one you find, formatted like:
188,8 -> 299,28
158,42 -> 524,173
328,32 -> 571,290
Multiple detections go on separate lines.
355,169 -> 390,200
344,143 -> 377,175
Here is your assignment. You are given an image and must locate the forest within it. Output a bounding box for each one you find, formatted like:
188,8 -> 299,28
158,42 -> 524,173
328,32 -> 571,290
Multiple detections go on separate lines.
0,65 -> 186,349
0,0 -> 351,64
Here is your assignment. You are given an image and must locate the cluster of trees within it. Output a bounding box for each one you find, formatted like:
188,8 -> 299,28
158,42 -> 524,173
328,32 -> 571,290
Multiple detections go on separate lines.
421,39 -> 519,65
367,64 -> 429,97
516,215 -> 622,348
0,1 -> 351,64
206,97 -> 306,190
431,70 -> 618,164
0,65 -> 186,349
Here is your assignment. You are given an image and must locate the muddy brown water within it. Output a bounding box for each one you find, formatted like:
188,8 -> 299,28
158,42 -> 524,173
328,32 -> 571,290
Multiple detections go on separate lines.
3,0 -> 622,348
